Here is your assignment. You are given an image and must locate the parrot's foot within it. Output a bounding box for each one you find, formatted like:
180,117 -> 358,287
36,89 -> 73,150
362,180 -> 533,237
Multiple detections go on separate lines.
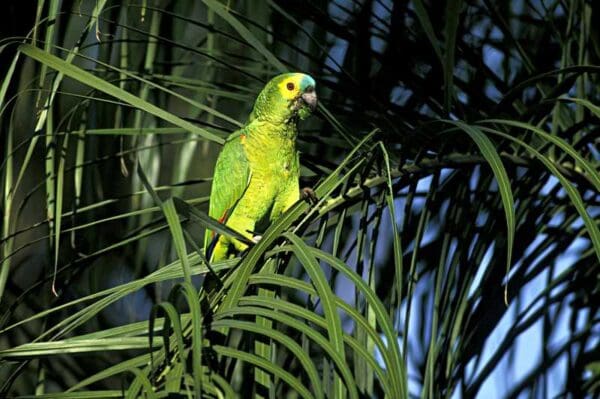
301,187 -> 318,205
252,235 -> 263,243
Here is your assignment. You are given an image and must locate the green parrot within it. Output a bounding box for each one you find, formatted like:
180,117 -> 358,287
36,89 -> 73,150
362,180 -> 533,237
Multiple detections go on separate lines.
204,73 -> 317,262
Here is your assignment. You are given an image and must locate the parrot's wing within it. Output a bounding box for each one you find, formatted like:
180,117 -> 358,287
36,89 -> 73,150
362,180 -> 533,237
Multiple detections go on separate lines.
204,132 -> 251,252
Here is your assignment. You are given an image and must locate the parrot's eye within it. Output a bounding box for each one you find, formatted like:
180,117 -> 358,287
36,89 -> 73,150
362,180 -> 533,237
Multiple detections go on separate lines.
286,82 -> 295,91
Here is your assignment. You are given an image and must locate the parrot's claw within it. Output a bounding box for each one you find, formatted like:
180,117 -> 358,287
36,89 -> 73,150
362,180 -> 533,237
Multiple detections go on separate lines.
252,235 -> 263,244
301,187 -> 318,205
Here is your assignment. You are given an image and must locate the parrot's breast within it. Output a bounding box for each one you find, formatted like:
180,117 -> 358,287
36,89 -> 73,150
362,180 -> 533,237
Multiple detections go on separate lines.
246,138 -> 297,184
242,123 -> 299,217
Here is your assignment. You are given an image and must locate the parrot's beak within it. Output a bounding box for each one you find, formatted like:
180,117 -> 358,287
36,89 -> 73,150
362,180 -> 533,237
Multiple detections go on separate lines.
301,88 -> 317,111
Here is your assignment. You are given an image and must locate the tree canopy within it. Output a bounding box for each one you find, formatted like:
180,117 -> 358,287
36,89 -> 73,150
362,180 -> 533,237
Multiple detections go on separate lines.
0,0 -> 599,397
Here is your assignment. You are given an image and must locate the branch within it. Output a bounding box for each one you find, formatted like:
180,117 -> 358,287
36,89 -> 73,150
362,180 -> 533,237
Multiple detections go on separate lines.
318,152 -> 597,214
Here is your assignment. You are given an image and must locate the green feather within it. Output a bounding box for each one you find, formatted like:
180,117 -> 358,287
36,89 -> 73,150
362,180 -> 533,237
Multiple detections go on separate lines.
205,72 -> 317,261
203,132 -> 251,251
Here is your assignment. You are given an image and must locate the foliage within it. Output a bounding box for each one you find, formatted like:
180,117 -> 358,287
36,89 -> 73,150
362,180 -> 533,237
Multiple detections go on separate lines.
0,0 -> 599,397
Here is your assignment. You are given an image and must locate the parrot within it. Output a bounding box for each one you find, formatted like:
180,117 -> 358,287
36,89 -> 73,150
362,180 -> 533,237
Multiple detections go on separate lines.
204,72 -> 317,262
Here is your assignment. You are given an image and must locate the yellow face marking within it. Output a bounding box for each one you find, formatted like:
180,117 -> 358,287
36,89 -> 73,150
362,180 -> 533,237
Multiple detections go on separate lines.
277,75 -> 303,100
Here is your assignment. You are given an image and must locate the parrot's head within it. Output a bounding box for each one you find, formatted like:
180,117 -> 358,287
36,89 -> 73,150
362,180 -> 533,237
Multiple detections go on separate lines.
250,73 -> 317,124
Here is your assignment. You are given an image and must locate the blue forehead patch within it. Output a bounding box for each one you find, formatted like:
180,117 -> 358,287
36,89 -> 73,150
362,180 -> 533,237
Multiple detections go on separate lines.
300,74 -> 316,90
